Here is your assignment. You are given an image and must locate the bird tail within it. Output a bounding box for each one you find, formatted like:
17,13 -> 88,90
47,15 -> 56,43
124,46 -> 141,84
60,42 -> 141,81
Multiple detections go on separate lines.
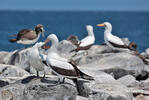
70,61 -> 94,80
9,34 -> 17,37
9,39 -> 18,43
79,71 -> 94,80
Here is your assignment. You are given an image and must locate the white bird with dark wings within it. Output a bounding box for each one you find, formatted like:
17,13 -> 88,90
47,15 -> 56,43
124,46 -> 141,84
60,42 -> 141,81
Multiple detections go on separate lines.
41,34 -> 94,83
97,22 -> 137,51
71,25 -> 95,52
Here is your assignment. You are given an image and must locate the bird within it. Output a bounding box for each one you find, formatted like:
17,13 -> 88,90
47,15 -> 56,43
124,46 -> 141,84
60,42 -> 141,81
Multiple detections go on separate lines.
97,22 -> 148,65
97,22 -> 137,52
28,42 -> 49,78
9,24 -> 45,48
71,25 -> 95,53
41,34 -> 94,83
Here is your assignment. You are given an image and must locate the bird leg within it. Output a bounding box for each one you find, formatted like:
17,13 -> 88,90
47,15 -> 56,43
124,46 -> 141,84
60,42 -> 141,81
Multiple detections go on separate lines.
62,77 -> 65,83
43,71 -> 46,78
57,77 -> 61,84
36,71 -> 39,78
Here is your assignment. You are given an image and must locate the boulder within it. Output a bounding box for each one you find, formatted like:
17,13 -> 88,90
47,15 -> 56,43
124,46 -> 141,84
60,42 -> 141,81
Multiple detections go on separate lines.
77,52 -> 145,79
57,40 -> 77,59
77,79 -> 133,100
3,48 -> 31,71
0,76 -> 78,100
117,75 -> 139,87
0,51 -> 9,64
0,64 -> 30,83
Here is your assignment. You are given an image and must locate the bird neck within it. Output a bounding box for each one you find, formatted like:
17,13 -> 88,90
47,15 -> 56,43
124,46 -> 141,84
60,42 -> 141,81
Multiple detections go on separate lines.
49,37 -> 59,51
104,27 -> 112,36
87,29 -> 94,36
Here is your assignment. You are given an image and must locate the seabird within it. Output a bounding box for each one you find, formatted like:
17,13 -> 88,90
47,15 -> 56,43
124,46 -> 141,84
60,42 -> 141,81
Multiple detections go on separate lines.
9,24 -> 45,47
71,25 -> 95,53
41,34 -> 94,83
28,42 -> 49,78
97,22 -> 137,51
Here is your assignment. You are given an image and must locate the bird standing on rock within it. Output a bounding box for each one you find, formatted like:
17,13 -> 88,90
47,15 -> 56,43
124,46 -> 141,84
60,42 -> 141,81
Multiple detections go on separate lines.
97,22 -> 148,65
71,25 -> 95,55
97,22 -> 137,52
28,42 -> 49,78
9,24 -> 45,48
41,34 -> 94,83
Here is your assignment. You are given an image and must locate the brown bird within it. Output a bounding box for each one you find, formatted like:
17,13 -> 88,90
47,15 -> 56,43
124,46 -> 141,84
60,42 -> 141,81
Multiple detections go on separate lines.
9,24 -> 45,47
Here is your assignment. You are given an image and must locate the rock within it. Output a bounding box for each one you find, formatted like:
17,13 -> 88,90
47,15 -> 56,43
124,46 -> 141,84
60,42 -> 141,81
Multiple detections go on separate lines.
88,45 -> 113,54
77,80 -> 133,100
77,52 -> 145,79
3,48 -> 31,71
117,75 -> 139,87
57,40 -> 77,59
0,51 -> 8,64
0,76 -> 78,100
135,94 -> 149,100
0,64 -> 30,83
76,95 -> 88,100
75,68 -> 133,100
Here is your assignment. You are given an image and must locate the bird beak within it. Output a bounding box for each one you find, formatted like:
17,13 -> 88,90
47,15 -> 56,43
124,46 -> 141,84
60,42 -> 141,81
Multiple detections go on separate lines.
97,24 -> 105,27
41,27 -> 45,37
41,44 -> 50,49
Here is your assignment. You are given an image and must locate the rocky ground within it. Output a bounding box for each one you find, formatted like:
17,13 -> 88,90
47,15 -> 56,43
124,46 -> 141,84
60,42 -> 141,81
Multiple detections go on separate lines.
0,40 -> 149,100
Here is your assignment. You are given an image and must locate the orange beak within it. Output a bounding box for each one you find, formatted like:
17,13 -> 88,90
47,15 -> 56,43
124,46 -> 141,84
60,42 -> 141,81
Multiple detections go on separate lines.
97,24 -> 105,27
41,39 -> 51,49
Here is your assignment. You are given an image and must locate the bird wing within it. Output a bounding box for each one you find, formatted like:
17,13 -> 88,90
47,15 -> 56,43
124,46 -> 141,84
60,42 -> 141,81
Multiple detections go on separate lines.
107,34 -> 125,46
80,36 -> 95,47
17,29 -> 37,40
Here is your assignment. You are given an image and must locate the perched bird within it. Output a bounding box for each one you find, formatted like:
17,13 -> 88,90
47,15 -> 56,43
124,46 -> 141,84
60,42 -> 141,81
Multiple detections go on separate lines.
41,34 -> 94,83
71,25 -> 95,52
97,22 -> 137,51
97,22 -> 148,65
9,24 -> 45,48
28,42 -> 49,78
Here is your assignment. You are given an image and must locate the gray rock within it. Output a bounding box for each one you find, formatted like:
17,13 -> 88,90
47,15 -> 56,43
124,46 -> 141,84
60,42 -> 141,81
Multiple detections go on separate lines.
76,96 -> 88,100
0,76 -> 78,100
77,80 -> 133,100
78,52 -> 145,79
117,75 -> 139,87
0,51 -> 9,64
57,40 -> 77,59
3,48 -> 31,71
0,64 -> 30,83
75,68 -> 133,100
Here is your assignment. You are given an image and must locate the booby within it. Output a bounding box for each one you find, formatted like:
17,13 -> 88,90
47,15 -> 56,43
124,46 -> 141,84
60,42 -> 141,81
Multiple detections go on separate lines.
97,22 -> 137,51
42,34 -> 94,83
71,25 -> 95,52
9,24 -> 45,47
28,42 -> 49,77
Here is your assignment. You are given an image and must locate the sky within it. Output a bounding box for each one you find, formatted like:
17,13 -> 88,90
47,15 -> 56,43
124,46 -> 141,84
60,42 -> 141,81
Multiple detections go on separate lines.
0,0 -> 149,11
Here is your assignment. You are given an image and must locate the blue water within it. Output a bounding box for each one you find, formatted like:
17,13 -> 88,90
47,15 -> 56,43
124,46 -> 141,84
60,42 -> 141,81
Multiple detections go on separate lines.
0,10 -> 149,52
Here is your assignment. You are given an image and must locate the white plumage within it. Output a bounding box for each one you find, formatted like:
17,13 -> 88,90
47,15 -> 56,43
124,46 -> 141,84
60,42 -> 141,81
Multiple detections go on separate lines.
98,22 -> 127,50
79,25 -> 95,47
28,42 -> 46,77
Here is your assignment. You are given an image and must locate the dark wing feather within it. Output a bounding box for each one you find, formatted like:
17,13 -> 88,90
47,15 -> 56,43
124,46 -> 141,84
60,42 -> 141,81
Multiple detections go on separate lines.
17,29 -> 37,40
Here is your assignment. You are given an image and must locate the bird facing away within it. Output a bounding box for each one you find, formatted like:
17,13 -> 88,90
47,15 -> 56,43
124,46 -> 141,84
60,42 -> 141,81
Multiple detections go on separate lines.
97,22 -> 137,52
41,34 -> 94,83
28,42 -> 48,78
71,25 -> 95,52
9,24 -> 45,47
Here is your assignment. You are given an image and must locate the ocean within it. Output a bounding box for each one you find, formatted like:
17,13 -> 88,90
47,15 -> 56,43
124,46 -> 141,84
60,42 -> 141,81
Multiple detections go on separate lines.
0,10 -> 149,52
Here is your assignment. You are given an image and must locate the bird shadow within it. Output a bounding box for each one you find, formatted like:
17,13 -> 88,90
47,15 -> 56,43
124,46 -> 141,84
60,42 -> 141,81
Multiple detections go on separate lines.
21,76 -> 37,84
